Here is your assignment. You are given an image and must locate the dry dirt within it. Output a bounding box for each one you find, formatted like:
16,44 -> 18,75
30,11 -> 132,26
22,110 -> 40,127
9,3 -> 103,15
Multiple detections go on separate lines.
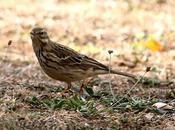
0,0 -> 175,129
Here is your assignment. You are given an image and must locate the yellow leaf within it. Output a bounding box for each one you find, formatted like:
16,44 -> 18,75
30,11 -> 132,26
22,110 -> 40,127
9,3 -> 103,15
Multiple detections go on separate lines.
144,38 -> 163,52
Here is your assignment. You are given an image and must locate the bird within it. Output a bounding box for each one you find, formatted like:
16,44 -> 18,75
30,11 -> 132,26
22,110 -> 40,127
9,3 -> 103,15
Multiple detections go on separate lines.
30,27 -> 136,94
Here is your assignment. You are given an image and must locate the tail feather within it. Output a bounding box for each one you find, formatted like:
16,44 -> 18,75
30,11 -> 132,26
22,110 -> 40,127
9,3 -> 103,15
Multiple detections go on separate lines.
110,70 -> 136,79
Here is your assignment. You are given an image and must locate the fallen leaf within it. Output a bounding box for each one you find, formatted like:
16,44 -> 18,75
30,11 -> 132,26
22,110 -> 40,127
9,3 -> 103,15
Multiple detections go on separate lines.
152,102 -> 172,109
144,38 -> 163,52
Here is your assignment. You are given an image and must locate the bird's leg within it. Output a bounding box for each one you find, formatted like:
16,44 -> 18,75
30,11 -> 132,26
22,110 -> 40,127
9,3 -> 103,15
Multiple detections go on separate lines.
80,78 -> 93,95
59,83 -> 72,97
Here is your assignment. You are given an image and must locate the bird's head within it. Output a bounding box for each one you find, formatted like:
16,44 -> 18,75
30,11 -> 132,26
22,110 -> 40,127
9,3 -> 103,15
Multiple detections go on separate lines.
30,27 -> 50,45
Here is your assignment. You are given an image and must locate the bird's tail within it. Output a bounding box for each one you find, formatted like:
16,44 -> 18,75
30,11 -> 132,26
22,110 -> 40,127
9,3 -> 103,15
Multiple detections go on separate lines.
110,70 -> 137,79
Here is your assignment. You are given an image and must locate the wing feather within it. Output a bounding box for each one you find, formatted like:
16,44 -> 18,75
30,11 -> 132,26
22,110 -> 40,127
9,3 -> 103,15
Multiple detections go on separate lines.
50,41 -> 109,72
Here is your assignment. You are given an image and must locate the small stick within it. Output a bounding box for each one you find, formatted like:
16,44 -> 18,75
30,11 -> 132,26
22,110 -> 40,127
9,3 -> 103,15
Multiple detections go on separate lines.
108,50 -> 116,101
111,66 -> 151,107
2,40 -> 12,62
0,40 -> 13,81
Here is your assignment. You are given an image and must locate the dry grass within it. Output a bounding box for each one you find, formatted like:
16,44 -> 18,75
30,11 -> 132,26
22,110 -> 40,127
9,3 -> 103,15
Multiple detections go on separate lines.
0,0 -> 175,129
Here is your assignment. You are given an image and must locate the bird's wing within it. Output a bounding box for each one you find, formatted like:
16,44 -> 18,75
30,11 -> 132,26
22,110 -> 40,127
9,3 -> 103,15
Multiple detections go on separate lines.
51,41 -> 109,72
60,54 -> 109,72
51,42 -> 79,59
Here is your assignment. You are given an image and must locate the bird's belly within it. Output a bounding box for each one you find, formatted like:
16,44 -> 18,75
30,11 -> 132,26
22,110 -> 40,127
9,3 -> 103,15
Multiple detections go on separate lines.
40,65 -> 92,83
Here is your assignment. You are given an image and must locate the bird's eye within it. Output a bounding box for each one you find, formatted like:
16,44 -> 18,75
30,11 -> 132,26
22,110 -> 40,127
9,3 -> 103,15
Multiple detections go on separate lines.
39,32 -> 44,35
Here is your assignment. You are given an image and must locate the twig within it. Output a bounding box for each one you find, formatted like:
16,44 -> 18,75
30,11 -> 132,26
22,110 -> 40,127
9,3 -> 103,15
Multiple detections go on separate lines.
0,40 -> 12,65
108,50 -> 116,101
111,67 -> 151,107
0,40 -> 13,81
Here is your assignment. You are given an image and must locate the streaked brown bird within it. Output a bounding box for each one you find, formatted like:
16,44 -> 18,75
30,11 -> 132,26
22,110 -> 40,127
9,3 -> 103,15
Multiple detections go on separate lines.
30,27 -> 136,94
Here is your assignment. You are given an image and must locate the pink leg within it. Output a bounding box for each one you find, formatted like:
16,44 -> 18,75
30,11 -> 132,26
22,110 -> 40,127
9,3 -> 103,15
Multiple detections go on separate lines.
80,78 -> 93,95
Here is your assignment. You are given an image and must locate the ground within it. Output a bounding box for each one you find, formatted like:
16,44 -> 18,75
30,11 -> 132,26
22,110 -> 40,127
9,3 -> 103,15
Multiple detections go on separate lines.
0,0 -> 175,129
